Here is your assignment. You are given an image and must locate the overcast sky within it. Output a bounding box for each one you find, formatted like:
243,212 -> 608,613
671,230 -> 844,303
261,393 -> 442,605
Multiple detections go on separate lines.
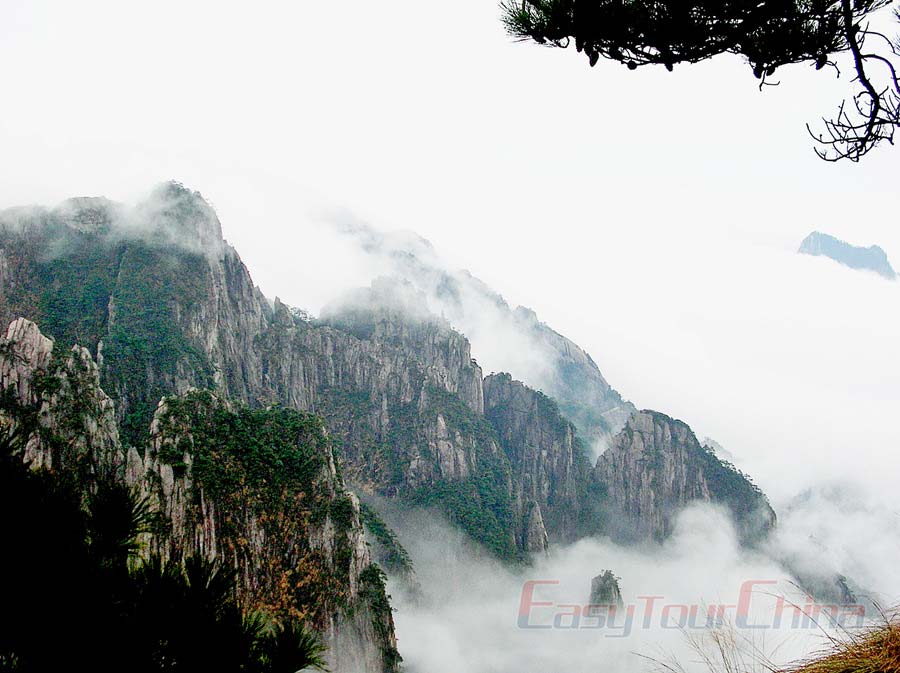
2,0 -> 899,511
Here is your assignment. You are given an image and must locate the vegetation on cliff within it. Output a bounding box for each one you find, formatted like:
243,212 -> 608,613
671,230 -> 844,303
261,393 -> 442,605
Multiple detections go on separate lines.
359,502 -> 414,578
102,242 -> 213,443
154,391 -> 359,621
0,428 -> 329,672
0,218 -> 214,446
408,385 -> 520,562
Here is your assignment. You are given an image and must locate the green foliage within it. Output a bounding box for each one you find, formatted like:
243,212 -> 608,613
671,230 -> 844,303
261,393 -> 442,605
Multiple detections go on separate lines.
317,379 -> 521,563
318,388 -> 372,421
33,232 -> 122,354
321,310 -> 377,341
359,564 -> 402,672
408,386 -> 521,562
1,347 -> 115,477
553,361 -> 614,440
156,391 -> 328,505
423,385 -> 496,444
1,221 -> 215,448
409,475 -> 520,562
258,620 -> 330,672
101,241 -> 213,444
316,387 -> 393,483
86,475 -> 154,573
533,388 -> 571,436
697,443 -> 773,537
154,391 -> 367,623
359,503 -> 415,578
0,420 -> 331,673
126,554 -> 332,673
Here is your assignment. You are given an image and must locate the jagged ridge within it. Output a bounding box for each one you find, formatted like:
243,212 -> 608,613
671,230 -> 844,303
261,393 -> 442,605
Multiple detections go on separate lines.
0,183 -> 777,561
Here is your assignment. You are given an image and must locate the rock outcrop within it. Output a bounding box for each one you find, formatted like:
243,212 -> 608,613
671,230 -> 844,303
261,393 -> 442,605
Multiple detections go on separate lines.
484,372 -> 592,547
131,391 -> 399,673
0,183 -> 788,672
509,306 -> 636,439
0,318 -> 121,474
589,570 -> 624,608
594,411 -> 776,544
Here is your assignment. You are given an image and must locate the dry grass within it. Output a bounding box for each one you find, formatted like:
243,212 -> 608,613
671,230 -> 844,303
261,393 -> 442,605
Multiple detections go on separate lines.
784,621 -> 900,673
647,608 -> 900,673
645,616 -> 780,673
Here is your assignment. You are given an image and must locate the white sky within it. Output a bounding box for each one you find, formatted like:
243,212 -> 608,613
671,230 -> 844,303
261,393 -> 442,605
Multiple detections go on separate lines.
2,0 -> 899,565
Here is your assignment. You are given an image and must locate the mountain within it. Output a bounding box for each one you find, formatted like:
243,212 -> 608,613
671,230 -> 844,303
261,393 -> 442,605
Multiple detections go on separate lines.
0,182 -> 778,669
799,231 -> 897,279
0,184 -> 603,562
0,317 -> 399,673
483,372 -> 592,549
333,218 -> 637,442
594,411 -> 776,543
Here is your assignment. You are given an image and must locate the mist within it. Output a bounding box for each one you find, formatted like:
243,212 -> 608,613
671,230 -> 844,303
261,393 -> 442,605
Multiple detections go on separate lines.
315,211 -> 900,671
378,502 -> 869,673
11,181 -> 899,671
2,1 -> 899,669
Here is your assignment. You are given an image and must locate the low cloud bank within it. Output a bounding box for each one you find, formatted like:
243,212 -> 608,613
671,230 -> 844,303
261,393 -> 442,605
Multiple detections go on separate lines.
325,213 -> 900,672
384,504 -> 874,673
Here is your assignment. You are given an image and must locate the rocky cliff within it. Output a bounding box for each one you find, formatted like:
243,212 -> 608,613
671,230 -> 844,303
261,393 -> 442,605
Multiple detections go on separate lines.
332,218 -> 637,441
0,318 -> 121,476
484,372 -> 593,549
0,318 -> 399,673
593,411 -> 776,543
508,305 -> 636,440
0,182 -> 775,563
0,185 -> 561,560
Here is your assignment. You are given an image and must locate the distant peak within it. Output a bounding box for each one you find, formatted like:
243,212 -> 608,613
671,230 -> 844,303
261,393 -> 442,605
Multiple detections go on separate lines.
799,231 -> 896,280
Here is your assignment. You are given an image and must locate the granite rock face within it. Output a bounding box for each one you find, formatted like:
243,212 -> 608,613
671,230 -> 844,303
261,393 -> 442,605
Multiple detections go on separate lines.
522,501 -> 551,553
509,306 -> 636,439
0,187 -> 568,560
0,183 -> 777,563
330,220 -> 636,441
131,393 -> 398,673
0,319 -> 399,673
0,318 -> 121,474
594,411 -> 776,543
799,231 -> 896,279
484,372 -> 591,547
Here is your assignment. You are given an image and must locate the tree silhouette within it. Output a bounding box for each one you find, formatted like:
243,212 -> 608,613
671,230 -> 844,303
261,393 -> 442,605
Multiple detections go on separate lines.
501,0 -> 900,161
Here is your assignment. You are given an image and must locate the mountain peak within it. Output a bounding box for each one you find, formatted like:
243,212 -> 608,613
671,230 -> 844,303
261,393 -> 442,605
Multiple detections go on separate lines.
132,181 -> 224,254
52,197 -> 122,234
799,231 -> 896,279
